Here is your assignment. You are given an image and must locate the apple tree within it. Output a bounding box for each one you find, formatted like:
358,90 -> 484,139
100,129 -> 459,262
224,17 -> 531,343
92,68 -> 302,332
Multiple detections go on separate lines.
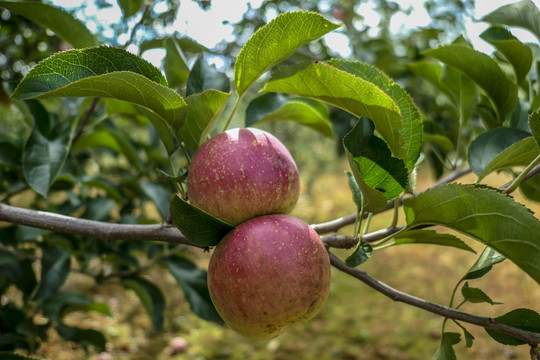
0,0 -> 539,359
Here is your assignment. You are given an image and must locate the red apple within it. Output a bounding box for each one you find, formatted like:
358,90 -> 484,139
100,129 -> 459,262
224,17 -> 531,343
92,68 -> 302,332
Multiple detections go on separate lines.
207,214 -> 331,340
186,128 -> 300,225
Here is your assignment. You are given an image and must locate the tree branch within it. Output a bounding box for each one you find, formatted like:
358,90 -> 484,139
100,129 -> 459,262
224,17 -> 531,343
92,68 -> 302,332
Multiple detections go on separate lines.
0,203 -> 195,247
312,166 -> 472,234
328,251 -> 540,346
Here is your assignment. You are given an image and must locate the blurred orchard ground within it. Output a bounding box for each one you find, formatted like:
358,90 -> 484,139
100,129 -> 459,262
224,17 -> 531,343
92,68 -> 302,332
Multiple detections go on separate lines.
1,0 -> 540,359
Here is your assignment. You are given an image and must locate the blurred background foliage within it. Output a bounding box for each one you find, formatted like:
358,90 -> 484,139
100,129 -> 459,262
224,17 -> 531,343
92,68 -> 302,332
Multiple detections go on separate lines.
1,0 -> 539,359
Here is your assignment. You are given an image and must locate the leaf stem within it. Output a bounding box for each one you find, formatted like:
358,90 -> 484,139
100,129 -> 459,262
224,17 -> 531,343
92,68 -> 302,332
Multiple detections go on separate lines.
222,94 -> 243,132
504,154 -> 540,194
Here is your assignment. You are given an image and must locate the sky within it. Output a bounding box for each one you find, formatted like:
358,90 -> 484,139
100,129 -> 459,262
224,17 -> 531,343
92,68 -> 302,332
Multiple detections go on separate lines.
50,0 -> 540,67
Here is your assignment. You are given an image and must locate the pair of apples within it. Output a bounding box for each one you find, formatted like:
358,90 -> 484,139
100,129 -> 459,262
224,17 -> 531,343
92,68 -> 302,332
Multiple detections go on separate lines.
186,128 -> 331,340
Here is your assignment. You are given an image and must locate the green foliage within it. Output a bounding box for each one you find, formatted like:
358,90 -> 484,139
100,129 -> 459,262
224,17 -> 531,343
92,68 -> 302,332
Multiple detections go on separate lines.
485,309 -> 540,345
234,11 -> 340,97
1,1 -> 540,358
169,195 -> 234,247
0,1 -> 97,48
403,184 -> 540,285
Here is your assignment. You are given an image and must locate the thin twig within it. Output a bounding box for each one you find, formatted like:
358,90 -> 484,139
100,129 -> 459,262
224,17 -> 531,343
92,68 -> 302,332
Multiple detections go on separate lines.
328,251 -> 540,346
72,97 -> 100,144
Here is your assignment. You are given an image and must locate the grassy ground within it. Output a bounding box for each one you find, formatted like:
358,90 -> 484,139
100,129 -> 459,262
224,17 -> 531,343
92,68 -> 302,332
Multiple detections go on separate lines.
17,160 -> 540,360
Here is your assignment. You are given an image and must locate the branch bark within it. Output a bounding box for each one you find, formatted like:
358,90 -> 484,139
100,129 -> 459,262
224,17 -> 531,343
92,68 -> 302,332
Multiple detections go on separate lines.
0,203 -> 195,246
328,251 -> 540,346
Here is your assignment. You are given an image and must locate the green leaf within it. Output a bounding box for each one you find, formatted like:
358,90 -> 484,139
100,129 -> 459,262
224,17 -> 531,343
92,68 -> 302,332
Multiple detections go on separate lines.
345,171 -> 363,209
235,11 -> 340,97
403,183 -> 540,285
423,44 -> 518,122
485,308 -> 540,345
393,229 -> 475,253
72,128 -> 143,171
327,60 -> 423,169
343,118 -> 408,212
476,137 -> 539,182
0,1 -> 97,48
163,37 -> 190,89
263,61 -> 406,163
0,143 -> 22,168
57,324 -> 106,352
461,282 -> 496,304
468,128 -> 532,179
169,195 -> 234,247
407,61 -> 478,124
462,247 -> 506,281
480,26 -> 533,85
140,181 -> 171,221
0,252 -> 36,300
186,55 -> 230,97
41,291 -> 111,323
0,353 -> 45,360
118,0 -> 144,18
35,244 -> 71,301
432,332 -> 458,360
519,172 -> 540,201
345,244 -> 373,267
529,108 -> 540,149
22,101 -> 72,197
12,47 -> 186,129
481,0 -> 540,41
166,256 -> 222,323
137,107 -> 178,155
453,322 -> 475,348
245,93 -> 333,137
177,90 -> 230,152
122,276 -> 165,332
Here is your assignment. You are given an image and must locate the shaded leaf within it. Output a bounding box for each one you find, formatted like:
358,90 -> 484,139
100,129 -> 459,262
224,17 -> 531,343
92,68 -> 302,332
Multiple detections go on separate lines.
169,195 -> 234,247
264,61 -> 406,162
163,37 -> 190,89
72,128 -> 143,171
0,353 -> 44,360
468,128 -> 532,179
23,101 -> 72,197
246,93 -> 333,137
481,0 -> 540,41
35,245 -> 70,301
432,332 -> 458,360
345,171 -> 363,209
485,308 -> 540,345
0,143 -> 22,168
530,108 -> 540,149
461,282 -> 496,304
476,136 -> 539,182
343,118 -> 408,212
328,59 -> 422,169
0,252 -> 36,299
235,11 -> 340,97
118,0 -> 144,18
41,291 -> 111,323
393,229 -> 475,253
140,181 -> 171,220
177,90 -> 230,152
403,184 -> 540,284
423,44 -> 517,122
519,173 -> 540,201
187,55 -> 230,97
0,1 -> 97,48
166,256 -> 222,323
345,244 -> 373,267
480,26 -> 533,84
122,276 -> 165,332
56,324 -> 106,352
462,246 -> 506,281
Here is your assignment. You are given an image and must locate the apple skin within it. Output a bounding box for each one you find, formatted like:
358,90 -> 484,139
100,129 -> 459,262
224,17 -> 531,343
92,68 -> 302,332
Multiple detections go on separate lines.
187,128 -> 300,226
207,214 -> 331,340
